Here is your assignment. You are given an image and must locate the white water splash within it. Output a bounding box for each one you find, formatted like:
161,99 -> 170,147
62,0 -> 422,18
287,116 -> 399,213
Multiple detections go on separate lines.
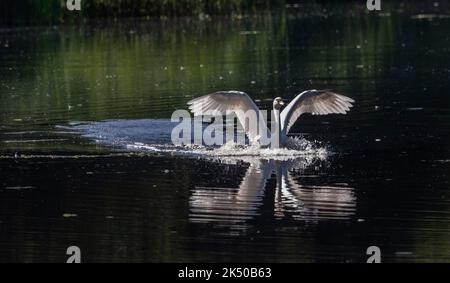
125,137 -> 328,164
205,138 -> 327,158
59,120 -> 329,161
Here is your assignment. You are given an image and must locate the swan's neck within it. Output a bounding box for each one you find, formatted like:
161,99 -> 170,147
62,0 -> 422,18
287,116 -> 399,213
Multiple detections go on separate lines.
272,109 -> 282,149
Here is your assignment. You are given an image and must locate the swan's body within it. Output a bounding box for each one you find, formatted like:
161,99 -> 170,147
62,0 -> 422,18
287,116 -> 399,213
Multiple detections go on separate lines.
188,90 -> 354,148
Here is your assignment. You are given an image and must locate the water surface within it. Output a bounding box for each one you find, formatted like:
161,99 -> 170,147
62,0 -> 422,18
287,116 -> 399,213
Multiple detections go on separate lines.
1,4 -> 450,262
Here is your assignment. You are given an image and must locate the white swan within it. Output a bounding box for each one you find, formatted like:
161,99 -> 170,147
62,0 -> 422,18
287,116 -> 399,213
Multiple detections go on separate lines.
188,90 -> 354,148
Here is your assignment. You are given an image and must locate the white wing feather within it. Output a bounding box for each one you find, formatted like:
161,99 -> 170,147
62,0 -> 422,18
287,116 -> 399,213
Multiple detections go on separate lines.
187,91 -> 268,143
281,90 -> 355,134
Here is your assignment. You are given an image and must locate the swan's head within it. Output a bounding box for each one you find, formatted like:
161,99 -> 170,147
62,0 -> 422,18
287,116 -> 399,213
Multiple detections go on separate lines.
273,97 -> 286,110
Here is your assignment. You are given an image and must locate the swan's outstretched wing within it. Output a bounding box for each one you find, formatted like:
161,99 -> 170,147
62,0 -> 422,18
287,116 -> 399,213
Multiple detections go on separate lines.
188,91 -> 267,143
280,90 -> 355,134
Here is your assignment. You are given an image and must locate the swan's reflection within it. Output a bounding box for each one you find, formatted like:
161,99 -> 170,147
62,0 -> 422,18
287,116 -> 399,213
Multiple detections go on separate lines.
189,157 -> 356,227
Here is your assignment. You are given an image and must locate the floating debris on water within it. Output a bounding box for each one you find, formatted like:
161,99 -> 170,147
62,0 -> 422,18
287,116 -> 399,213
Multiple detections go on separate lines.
411,14 -> 450,21
63,213 -> 78,218
240,31 -> 261,35
4,186 -> 35,191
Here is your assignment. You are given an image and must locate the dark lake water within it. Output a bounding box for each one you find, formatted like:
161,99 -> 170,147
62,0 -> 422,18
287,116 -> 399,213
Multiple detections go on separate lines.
1,3 -> 450,263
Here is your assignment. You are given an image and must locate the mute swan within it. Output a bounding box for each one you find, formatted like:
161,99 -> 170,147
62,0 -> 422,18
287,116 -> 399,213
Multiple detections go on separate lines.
188,90 -> 354,148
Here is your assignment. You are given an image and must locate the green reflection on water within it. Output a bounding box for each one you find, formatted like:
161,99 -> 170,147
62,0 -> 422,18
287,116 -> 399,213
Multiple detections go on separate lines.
0,11 -> 396,127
